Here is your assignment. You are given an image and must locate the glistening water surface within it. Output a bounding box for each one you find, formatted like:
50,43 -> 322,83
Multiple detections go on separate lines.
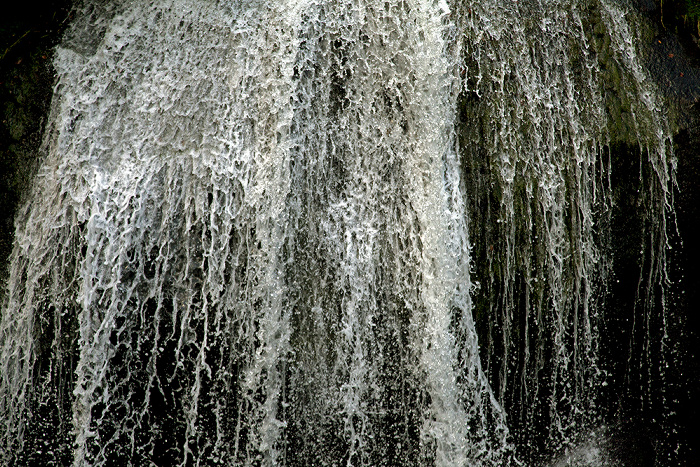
0,0 -> 678,465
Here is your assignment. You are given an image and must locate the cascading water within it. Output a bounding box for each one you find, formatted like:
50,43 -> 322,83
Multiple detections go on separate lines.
0,0 -> 679,465
459,0 -> 677,462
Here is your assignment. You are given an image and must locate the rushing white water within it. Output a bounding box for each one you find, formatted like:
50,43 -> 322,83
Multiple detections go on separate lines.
0,0 -> 676,465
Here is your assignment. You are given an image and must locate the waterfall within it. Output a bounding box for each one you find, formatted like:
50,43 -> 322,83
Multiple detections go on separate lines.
0,0 -> 679,465
459,0 -> 676,461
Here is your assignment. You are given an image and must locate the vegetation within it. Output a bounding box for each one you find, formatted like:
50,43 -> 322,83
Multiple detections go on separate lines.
655,0 -> 700,60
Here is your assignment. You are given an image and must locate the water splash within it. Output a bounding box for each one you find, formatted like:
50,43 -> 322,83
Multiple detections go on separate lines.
1,1 -> 511,465
459,0 -> 675,461
0,0 -> 677,465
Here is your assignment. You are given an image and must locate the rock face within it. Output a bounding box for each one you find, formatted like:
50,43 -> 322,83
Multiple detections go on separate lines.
0,1 -> 698,465
0,1 -> 73,286
627,3 -> 700,463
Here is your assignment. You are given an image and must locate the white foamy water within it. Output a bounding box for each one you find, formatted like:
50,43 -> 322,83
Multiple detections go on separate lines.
0,0 -> 675,465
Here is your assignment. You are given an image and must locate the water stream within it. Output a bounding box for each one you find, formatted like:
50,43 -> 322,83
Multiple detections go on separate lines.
0,0 -> 677,465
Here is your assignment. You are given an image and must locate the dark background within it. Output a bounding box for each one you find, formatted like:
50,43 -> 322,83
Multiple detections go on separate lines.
1,0 -> 73,283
